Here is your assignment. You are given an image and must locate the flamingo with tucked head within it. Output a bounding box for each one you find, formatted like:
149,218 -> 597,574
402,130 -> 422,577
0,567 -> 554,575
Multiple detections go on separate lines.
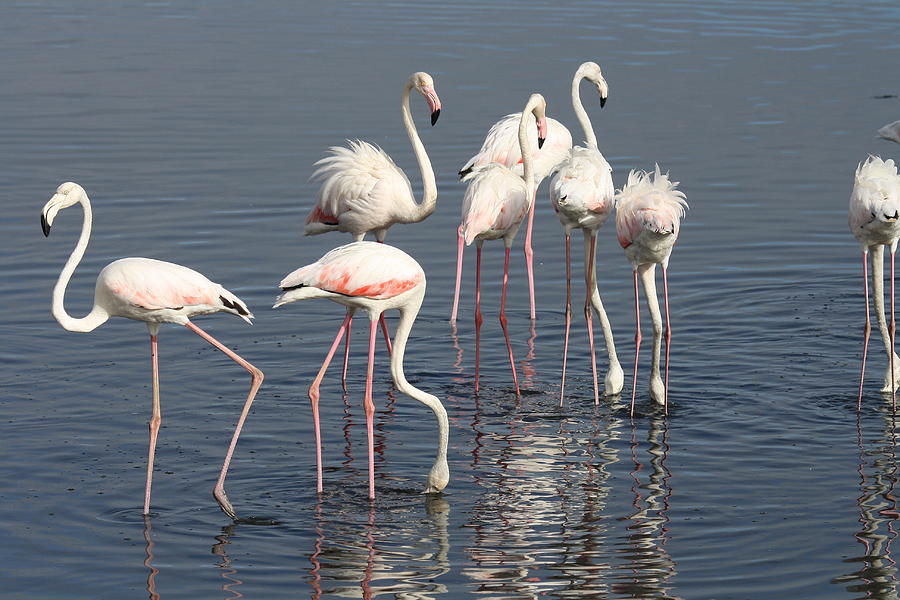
40,182 -> 263,519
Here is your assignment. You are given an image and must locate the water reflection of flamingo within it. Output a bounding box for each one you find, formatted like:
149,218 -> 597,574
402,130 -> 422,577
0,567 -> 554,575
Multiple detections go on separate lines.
40,182 -> 263,518
615,167 -> 688,414
142,517 -> 160,600
212,524 -> 244,600
304,72 -> 442,390
454,94 -> 549,396
849,156 -> 900,407
274,241 -> 449,500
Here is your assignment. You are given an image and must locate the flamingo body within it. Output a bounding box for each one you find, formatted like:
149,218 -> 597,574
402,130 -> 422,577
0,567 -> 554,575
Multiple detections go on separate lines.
551,146 -> 615,233
460,164 -> 531,245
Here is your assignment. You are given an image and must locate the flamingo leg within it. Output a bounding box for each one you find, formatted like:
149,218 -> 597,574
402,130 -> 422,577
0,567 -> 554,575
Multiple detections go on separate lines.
308,312 -> 352,494
379,315 -> 393,355
560,233 -> 572,407
450,226 -> 464,324
662,265 -> 672,415
859,250 -> 871,409
475,245 -> 483,393
184,320 -> 264,520
584,233 -> 600,406
341,317 -> 352,392
892,247 -> 896,411
364,318 -> 378,500
144,331 -> 161,515
524,191 -> 537,320
499,246 -> 521,396
630,270 -> 642,416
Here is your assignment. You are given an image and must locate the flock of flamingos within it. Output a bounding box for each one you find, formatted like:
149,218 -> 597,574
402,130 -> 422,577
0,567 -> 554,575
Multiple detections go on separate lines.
38,61 -> 900,520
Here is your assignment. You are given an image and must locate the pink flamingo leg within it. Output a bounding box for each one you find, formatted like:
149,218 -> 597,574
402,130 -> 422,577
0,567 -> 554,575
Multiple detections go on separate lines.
524,192 -> 537,320
450,226 -> 464,324
184,320 -> 264,520
892,248 -> 896,411
560,234 -> 572,407
584,234 -> 600,406
341,317 -> 352,392
475,245 -> 483,393
662,265 -> 672,415
364,318 -> 378,500
859,251 -> 871,409
379,315 -> 393,355
144,332 -> 161,515
630,270 -> 642,416
308,312 -> 352,494
499,246 -> 521,396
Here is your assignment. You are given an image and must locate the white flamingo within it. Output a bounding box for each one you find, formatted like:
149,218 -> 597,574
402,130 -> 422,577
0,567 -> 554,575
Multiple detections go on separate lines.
274,241 -> 449,500
456,93 -> 548,395
452,75 -> 574,322
304,71 -> 441,389
549,61 -> 623,406
40,182 -> 263,519
849,156 -> 900,408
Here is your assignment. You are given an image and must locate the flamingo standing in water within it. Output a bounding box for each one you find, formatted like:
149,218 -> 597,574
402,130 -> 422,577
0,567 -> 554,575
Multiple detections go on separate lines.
549,61 -> 624,406
615,166 -> 688,415
849,156 -> 900,409
40,182 -> 263,519
456,93 -> 549,395
452,77 -> 573,323
304,72 -> 442,389
273,241 -> 449,500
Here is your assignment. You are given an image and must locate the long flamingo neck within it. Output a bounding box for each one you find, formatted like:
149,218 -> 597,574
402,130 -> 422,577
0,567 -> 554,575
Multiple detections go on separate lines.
52,195 -> 108,332
518,102 -> 537,205
572,74 -> 598,150
401,82 -> 437,224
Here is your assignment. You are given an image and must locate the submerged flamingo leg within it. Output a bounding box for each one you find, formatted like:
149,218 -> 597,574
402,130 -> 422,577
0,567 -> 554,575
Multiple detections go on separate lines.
307,312 -> 352,494
341,317 -> 352,392
662,265 -> 672,415
184,320 -> 264,520
364,318 -> 378,500
630,270 -> 642,417
859,251 -> 872,409
560,234 -> 572,407
584,234 -> 600,406
524,193 -> 537,320
475,245 -> 483,393
144,332 -> 161,515
450,226 -> 464,324
499,246 -> 520,396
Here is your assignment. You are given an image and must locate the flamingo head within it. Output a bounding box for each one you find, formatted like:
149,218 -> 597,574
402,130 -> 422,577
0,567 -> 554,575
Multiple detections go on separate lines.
527,93 -> 548,149
577,61 -> 608,108
423,457 -> 450,494
41,182 -> 87,237
411,71 -> 441,126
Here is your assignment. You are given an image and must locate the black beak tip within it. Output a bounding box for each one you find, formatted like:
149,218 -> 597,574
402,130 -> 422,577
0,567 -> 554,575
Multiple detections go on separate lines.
41,214 -> 51,237
600,96 -> 607,108
431,109 -> 440,126
538,136 -> 546,149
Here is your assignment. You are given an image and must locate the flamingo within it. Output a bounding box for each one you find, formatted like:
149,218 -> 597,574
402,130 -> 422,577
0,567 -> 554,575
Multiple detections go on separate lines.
549,61 -> 624,406
304,71 -> 442,390
456,93 -> 549,396
40,182 -> 263,519
615,166 -> 688,415
849,156 -> 900,409
878,120 -> 900,145
273,241 -> 449,500
452,75 -> 574,323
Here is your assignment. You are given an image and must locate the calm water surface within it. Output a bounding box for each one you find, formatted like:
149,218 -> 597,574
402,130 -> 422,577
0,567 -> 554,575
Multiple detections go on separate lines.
3,1 -> 900,598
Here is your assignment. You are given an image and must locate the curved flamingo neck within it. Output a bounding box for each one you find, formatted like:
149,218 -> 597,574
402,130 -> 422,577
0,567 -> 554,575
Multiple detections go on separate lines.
401,80 -> 437,224
52,195 -> 109,332
518,98 -> 539,205
572,73 -> 598,150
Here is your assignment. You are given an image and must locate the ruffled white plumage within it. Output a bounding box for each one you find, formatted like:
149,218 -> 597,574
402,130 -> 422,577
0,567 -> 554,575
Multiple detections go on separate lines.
849,156 -> 900,247
615,166 -> 688,267
459,164 -> 530,245
550,146 -> 615,232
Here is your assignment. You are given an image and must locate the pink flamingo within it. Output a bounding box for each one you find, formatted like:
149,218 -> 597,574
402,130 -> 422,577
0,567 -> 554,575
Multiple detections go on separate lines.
273,241 -> 449,500
40,182 -> 263,519
615,166 -> 688,415
849,156 -> 900,409
878,120 -> 900,145
452,77 -> 573,323
304,72 -> 442,389
456,93 -> 549,395
550,61 -> 624,406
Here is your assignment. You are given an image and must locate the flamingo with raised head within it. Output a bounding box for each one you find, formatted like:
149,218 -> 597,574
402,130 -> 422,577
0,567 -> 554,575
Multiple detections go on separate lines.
456,93 -> 548,396
878,120 -> 900,145
304,71 -> 441,389
452,75 -> 573,322
273,241 -> 449,500
550,61 -> 624,406
40,182 -> 263,519
615,166 -> 688,415
849,156 -> 900,409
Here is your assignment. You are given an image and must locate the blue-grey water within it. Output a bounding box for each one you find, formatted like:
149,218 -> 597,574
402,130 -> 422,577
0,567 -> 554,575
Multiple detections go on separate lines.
3,1 -> 900,598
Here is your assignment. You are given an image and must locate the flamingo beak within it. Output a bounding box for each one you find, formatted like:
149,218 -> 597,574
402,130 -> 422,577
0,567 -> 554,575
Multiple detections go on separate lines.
423,85 -> 441,126
600,95 -> 607,108
41,213 -> 51,237
537,116 -> 548,149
